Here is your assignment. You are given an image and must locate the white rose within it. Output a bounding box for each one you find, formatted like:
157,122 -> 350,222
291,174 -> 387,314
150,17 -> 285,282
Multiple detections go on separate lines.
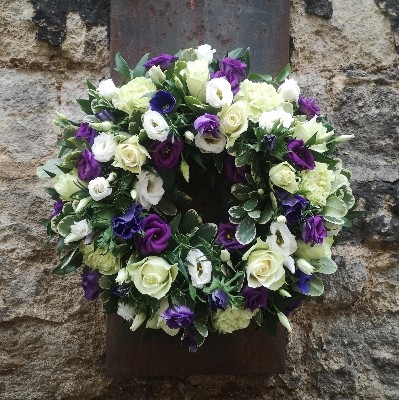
205,77 -> 233,108
88,177 -> 112,201
259,109 -> 293,132
135,171 -> 165,209
146,298 -> 180,336
92,132 -> 117,162
113,135 -> 150,174
97,79 -> 119,100
195,44 -> 216,64
213,306 -> 253,334
186,249 -> 212,289
194,133 -> 227,154
277,78 -> 300,102
243,238 -> 286,290
64,219 -> 92,244
127,256 -> 178,300
148,65 -> 166,86
143,110 -> 169,142
269,162 -> 300,194
218,101 -> 249,148
53,169 -> 85,200
182,59 -> 209,102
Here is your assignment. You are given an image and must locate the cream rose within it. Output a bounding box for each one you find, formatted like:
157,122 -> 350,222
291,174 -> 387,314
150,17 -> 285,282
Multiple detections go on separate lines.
213,306 -> 253,334
88,177 -> 112,201
92,132 -> 117,162
269,162 -> 299,194
53,169 -> 85,200
112,77 -> 156,114
218,101 -> 248,148
134,171 -> 165,209
97,79 -> 119,100
243,238 -> 286,290
113,135 -> 150,173
142,110 -> 169,142
182,59 -> 209,102
205,77 -> 233,108
127,256 -> 178,300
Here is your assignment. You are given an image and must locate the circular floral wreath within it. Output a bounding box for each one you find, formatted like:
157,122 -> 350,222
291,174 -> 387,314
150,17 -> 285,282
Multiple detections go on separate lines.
40,45 -> 357,351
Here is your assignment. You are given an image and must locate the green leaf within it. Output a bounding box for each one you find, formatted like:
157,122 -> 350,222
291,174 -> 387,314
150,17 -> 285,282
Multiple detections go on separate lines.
169,214 -> 182,234
114,52 -> 131,82
131,52 -> 150,79
44,187 -> 59,200
235,150 -> 253,167
99,275 -> 113,289
258,208 -> 273,224
57,215 -> 79,237
76,99 -> 92,114
195,319 -> 208,337
191,223 -> 217,244
248,210 -> 261,219
247,73 -> 273,83
52,249 -> 82,275
155,198 -> 177,216
274,63 -> 292,84
323,215 -> 345,225
253,310 -> 264,326
243,195 -> 258,212
189,283 -> 197,301
180,209 -> 202,234
57,236 -> 65,256
91,209 -> 114,228
317,257 -> 338,274
231,183 -> 252,201
236,216 -> 256,245
227,47 -> 243,59
307,275 -> 325,296
311,150 -> 339,166
177,258 -> 189,280
228,206 -> 246,219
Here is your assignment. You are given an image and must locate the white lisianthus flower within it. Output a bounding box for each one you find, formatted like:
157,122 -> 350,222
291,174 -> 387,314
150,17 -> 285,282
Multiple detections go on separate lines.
182,59 -> 209,102
148,65 -> 166,86
92,132 -> 117,162
194,133 -> 227,154
218,101 -> 248,148
243,238 -> 286,290
117,302 -> 136,322
81,243 -> 121,275
53,169 -> 85,200
135,171 -> 165,209
213,306 -> 253,334
146,298 -> 180,336
195,44 -> 216,64
205,77 -> 233,108
115,267 -> 129,285
266,217 -> 297,256
186,249 -> 212,289
127,256 -> 178,300
112,77 -> 156,114
277,78 -> 300,102
143,110 -> 169,142
88,177 -> 112,201
113,135 -> 150,174
269,162 -> 300,194
97,79 -> 119,100
64,219 -> 92,244
259,109 -> 293,132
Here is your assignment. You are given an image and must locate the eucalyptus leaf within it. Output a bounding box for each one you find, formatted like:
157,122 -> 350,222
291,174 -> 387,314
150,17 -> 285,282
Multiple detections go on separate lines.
57,215 -> 79,237
191,223 -> 217,245
228,206 -> 246,219
317,257 -> 338,274
307,275 -> 325,297
52,249 -> 82,275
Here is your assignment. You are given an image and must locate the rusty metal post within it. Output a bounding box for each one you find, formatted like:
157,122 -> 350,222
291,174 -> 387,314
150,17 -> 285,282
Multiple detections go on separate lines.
107,0 -> 290,376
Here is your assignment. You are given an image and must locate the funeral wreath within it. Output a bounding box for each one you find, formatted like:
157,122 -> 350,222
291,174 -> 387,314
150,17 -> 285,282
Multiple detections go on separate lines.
39,45 -> 358,351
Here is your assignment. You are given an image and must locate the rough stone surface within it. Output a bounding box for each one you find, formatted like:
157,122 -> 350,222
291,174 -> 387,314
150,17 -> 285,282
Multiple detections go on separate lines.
305,0 -> 333,19
1,0 -> 399,399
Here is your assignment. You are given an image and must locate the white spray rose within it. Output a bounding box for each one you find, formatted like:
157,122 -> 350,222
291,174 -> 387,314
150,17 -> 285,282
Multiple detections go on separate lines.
278,78 -> 300,102
113,135 -> 150,174
205,77 -> 233,108
195,133 -> 227,154
186,249 -> 212,289
115,267 -> 129,285
182,59 -> 209,102
97,79 -> 119,100
259,109 -> 293,132
243,238 -> 286,290
64,219 -> 92,244
218,101 -> 248,148
143,110 -> 169,142
88,177 -> 112,201
148,65 -> 166,86
135,171 -> 165,209
146,298 -> 180,336
195,44 -> 216,64
269,162 -> 300,194
127,256 -> 178,300
53,169 -> 85,200
92,132 -> 117,162
213,306 -> 253,334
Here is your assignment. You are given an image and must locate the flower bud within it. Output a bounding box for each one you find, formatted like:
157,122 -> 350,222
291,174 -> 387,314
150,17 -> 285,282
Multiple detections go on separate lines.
278,289 -> 292,298
180,159 -> 189,182
75,197 -> 91,213
276,215 -> 287,224
220,249 -> 231,263
148,65 -> 166,86
184,130 -> 195,141
130,189 -> 137,199
257,188 -> 264,195
89,121 -> 113,131
296,258 -> 315,275
277,311 -> 292,332
334,134 -> 355,143
107,172 -> 117,183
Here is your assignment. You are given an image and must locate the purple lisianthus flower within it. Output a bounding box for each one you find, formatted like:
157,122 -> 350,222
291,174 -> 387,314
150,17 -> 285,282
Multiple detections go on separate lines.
262,134 -> 277,151
219,57 -> 247,82
50,199 -> 64,219
193,113 -> 220,139
161,305 -> 195,329
82,269 -> 102,301
211,70 -> 240,94
95,110 -> 116,123
275,189 -> 308,224
216,223 -> 245,251
298,96 -> 320,120
242,285 -> 269,312
209,290 -> 228,311
302,215 -> 327,246
144,54 -> 178,70
112,203 -> 143,240
224,154 -> 248,184
297,271 -> 312,294
150,90 -> 176,114
287,139 -> 315,171
75,123 -> 97,146
136,214 -> 172,255
77,148 -> 102,181
151,136 -> 184,170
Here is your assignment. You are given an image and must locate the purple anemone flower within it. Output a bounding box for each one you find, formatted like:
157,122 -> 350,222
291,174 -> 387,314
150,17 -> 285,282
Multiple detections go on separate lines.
209,290 -> 228,311
275,189 -> 308,224
77,148 -> 102,182
161,305 -> 195,329
216,223 -> 245,251
75,123 -> 97,146
242,285 -> 269,312
50,199 -> 64,219
151,136 -> 184,170
112,203 -> 143,240
82,269 -> 102,301
287,139 -> 315,171
298,96 -> 320,120
194,113 -> 220,139
302,215 -> 327,246
150,90 -> 176,114
144,54 -> 178,70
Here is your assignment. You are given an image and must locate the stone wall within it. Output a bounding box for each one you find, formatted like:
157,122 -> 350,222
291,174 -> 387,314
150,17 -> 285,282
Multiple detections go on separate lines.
1,0 -> 398,399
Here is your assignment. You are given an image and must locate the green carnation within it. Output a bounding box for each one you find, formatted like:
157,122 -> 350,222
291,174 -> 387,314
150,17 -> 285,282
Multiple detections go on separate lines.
81,244 -> 121,275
